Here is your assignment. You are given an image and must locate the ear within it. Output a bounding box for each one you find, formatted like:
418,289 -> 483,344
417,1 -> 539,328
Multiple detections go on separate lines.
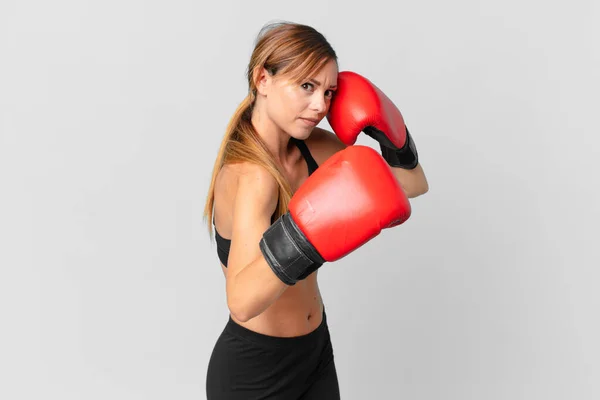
254,66 -> 273,96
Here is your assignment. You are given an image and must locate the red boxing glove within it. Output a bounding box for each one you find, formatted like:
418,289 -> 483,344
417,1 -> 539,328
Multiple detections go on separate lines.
290,145 -> 411,261
260,145 -> 411,285
327,71 -> 419,169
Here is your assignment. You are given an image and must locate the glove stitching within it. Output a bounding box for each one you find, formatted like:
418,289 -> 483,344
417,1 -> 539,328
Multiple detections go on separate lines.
280,216 -> 310,277
261,239 -> 295,284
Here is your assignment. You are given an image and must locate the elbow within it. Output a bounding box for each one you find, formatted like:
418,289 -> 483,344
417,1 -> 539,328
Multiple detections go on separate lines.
227,294 -> 253,322
231,310 -> 251,323
228,305 -> 250,323
412,177 -> 429,198
227,300 -> 249,322
225,270 -> 263,322
407,183 -> 429,198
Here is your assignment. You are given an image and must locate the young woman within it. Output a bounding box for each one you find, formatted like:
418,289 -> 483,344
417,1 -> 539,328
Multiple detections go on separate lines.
204,21 -> 429,399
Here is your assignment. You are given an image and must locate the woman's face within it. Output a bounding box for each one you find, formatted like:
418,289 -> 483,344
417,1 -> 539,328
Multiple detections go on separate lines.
262,59 -> 338,139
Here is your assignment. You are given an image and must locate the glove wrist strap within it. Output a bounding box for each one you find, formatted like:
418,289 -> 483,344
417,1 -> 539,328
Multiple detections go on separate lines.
364,126 -> 419,170
259,213 -> 324,285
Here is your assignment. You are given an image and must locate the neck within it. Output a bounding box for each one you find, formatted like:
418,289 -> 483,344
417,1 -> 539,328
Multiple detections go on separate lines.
250,102 -> 293,164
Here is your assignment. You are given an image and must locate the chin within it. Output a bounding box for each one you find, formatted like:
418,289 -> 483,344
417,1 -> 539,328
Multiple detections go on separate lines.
289,119 -> 319,139
291,129 -> 313,141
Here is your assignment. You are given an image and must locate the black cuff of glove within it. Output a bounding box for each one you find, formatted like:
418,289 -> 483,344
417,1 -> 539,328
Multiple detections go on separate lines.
364,125 -> 419,169
259,213 -> 325,286
379,128 -> 419,169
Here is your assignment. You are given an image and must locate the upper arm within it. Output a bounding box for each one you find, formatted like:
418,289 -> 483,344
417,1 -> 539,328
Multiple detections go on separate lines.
225,163 -> 279,279
306,127 -> 347,165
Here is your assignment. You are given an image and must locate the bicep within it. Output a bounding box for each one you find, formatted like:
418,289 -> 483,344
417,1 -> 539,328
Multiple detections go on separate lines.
225,164 -> 278,279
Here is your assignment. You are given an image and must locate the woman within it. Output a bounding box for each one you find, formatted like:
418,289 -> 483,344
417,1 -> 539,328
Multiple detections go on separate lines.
204,21 -> 429,399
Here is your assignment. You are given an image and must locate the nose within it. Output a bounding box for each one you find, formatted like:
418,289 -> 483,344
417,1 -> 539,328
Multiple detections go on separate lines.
310,94 -> 327,114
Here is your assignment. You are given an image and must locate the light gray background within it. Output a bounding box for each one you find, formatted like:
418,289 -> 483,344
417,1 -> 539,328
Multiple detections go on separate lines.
1,0 -> 599,399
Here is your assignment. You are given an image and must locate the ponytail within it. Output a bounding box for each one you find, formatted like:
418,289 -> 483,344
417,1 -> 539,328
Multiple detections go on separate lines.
204,21 -> 337,241
203,92 -> 293,240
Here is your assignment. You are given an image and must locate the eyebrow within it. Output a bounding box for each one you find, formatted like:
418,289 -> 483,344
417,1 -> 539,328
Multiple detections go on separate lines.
309,78 -> 337,89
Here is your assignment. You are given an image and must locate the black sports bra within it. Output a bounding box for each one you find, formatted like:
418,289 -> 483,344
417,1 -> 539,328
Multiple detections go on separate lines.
214,138 -> 319,268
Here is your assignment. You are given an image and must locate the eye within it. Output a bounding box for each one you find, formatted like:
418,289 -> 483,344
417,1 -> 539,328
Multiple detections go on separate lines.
325,89 -> 335,98
301,82 -> 314,91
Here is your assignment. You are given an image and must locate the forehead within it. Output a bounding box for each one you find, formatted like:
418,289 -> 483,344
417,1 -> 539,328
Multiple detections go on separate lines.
313,59 -> 338,82
275,59 -> 338,86
295,59 -> 338,87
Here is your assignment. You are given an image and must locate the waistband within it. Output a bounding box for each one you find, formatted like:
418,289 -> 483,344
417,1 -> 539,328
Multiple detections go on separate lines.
225,308 -> 328,349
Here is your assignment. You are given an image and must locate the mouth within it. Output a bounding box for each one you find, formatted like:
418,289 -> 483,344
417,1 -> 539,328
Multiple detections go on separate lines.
300,117 -> 319,126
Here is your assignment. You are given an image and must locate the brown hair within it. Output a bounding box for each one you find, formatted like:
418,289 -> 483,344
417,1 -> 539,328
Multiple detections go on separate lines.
203,21 -> 338,239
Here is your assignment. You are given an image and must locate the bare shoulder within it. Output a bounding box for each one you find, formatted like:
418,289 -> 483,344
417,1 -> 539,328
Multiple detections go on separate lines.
218,161 -> 278,188
304,127 -> 347,165
214,161 -> 278,235
229,162 -> 279,219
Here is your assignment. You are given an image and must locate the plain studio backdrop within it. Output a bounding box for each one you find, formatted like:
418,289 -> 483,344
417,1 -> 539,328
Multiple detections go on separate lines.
1,0 -> 598,399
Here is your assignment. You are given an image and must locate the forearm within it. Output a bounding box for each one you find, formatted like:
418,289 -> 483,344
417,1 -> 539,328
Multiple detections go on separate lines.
391,163 -> 429,198
227,254 -> 289,322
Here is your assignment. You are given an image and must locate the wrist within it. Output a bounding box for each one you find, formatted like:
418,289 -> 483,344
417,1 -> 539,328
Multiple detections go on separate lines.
379,128 -> 418,170
259,213 -> 325,285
